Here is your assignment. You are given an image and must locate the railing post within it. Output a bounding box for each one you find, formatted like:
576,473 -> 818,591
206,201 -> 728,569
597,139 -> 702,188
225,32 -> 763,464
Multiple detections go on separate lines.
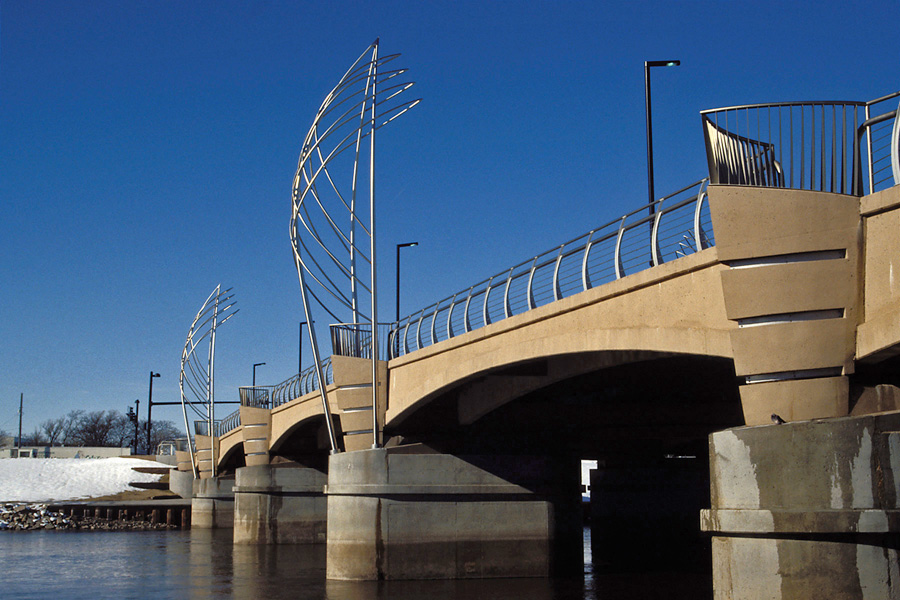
614,216 -> 627,279
526,258 -> 538,310
483,277 -> 494,326
581,231 -> 595,292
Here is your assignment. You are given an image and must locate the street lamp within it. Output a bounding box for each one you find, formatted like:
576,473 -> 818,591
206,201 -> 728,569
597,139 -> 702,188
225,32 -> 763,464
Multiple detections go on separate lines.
146,371 -> 160,454
396,242 -> 419,322
644,60 -> 681,220
253,362 -> 266,387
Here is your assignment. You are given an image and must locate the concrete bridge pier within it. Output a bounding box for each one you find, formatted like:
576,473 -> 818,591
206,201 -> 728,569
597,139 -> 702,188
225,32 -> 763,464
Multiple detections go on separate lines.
702,412 -> 900,599
325,444 -> 582,580
191,476 -> 235,529
233,462 -> 328,544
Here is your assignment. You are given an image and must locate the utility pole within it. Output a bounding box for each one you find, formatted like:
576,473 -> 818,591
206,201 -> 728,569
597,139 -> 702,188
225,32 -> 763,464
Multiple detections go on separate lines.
17,393 -> 23,454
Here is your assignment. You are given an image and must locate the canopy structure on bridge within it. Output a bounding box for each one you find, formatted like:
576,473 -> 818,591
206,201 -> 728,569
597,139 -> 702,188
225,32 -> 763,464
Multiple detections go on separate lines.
289,39 -> 420,452
179,284 -> 238,476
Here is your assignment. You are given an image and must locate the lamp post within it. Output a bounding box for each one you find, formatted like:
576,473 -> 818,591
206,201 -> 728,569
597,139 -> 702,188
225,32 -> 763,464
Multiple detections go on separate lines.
644,60 -> 681,221
146,371 -> 160,454
396,242 -> 419,322
253,362 -> 266,387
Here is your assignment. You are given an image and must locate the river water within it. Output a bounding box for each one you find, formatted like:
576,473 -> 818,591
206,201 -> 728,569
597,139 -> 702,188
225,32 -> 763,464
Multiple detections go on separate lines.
0,527 -> 711,599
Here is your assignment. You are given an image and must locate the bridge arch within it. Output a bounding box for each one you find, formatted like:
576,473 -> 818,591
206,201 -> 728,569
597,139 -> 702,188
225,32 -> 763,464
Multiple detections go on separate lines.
386,251 -> 734,431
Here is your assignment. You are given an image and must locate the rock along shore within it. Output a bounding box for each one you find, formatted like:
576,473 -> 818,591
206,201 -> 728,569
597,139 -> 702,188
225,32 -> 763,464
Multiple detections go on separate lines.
0,503 -> 176,531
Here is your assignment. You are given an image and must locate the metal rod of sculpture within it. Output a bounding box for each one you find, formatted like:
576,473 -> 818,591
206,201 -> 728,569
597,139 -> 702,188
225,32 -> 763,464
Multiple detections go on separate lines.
291,39 -> 419,451
179,285 -> 238,477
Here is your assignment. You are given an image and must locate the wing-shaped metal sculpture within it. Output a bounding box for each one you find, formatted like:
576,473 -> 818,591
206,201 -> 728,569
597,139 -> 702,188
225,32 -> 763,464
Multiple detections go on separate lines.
179,285 -> 238,476
290,39 -> 419,452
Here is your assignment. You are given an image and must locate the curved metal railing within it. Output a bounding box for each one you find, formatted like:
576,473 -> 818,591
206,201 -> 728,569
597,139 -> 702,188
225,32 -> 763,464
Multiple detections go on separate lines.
700,92 -> 899,196
194,420 -> 220,437
331,322 -> 394,361
271,358 -> 335,409
390,179 -> 713,359
218,410 -> 241,436
239,385 -> 274,409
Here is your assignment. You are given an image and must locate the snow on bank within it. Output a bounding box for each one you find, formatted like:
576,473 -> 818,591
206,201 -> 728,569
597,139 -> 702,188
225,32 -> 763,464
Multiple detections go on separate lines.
0,458 -> 162,502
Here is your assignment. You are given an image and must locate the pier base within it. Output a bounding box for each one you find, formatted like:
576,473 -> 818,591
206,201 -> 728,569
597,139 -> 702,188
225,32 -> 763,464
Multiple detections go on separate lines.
169,468 -> 194,499
702,412 -> 900,599
191,476 -> 235,529
325,445 -> 581,580
233,463 -> 327,544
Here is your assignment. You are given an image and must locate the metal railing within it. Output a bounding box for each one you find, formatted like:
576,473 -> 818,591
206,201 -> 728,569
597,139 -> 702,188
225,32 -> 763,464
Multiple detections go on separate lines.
700,92 -> 899,196
174,438 -> 193,452
218,409 -> 241,436
239,385 -> 274,409
271,358 -> 334,409
194,420 -> 220,437
390,179 -> 713,359
330,322 -> 394,361
156,440 -> 176,456
859,91 -> 900,195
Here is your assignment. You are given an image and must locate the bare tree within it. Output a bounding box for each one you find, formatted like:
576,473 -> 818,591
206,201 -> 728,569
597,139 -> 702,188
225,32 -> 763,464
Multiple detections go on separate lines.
40,418 -> 66,446
21,428 -> 48,446
70,411 -> 129,447
134,419 -> 181,454
61,410 -> 84,446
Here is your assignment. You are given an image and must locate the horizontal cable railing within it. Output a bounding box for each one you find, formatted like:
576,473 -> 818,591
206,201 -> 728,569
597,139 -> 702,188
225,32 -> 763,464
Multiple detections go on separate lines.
331,322 -> 394,361
271,358 -> 334,409
860,91 -> 900,195
701,92 -> 899,196
390,179 -> 712,359
239,385 -> 274,409
218,410 -> 241,436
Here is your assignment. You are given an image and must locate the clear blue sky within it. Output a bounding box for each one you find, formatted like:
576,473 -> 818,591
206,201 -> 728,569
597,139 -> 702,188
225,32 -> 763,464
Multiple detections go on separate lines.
2,0 -> 898,436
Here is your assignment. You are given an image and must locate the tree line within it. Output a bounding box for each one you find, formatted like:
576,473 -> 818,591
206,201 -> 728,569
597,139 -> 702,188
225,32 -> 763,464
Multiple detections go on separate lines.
7,410 -> 182,455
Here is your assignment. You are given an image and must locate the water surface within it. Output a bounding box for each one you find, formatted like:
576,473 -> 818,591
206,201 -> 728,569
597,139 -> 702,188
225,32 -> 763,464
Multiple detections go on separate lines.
0,527 -> 711,599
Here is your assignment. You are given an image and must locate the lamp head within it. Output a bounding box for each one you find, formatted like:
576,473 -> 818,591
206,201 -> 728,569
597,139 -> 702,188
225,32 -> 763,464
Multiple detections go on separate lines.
646,60 -> 681,68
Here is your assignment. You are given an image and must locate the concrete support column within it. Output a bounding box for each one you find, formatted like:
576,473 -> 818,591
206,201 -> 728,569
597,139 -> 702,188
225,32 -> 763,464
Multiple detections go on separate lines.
325,445 -> 581,580
233,463 -> 327,544
702,412 -> 900,599
169,468 -> 194,499
191,476 -> 235,529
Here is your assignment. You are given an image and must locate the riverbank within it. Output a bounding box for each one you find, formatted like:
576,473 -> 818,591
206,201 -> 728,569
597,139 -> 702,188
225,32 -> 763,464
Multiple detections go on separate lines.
0,457 -> 166,503
0,502 -> 177,531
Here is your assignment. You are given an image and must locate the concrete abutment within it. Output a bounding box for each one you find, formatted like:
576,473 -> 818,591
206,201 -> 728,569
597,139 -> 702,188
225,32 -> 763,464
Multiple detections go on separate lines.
233,463 -> 327,544
325,445 -> 582,580
703,411 -> 900,599
191,476 -> 235,529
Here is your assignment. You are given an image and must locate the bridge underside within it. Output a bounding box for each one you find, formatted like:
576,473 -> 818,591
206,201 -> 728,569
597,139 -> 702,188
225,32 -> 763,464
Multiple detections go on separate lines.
386,352 -> 743,458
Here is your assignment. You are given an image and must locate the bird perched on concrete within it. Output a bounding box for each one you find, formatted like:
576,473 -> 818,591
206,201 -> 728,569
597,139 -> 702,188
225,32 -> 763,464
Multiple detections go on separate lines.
771,413 -> 786,424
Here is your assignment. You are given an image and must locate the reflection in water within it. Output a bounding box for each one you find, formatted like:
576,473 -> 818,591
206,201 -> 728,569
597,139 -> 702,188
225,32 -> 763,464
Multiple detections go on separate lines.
0,527 -> 710,599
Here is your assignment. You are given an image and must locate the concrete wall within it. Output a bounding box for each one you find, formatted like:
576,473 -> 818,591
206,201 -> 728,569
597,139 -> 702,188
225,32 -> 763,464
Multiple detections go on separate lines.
0,446 -> 132,459
702,412 -> 900,599
233,464 -> 327,544
326,446 -> 581,580
709,185 -> 861,425
858,185 -> 900,361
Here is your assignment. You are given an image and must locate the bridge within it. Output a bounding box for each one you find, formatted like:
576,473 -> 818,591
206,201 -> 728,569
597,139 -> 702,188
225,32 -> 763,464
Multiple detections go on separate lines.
173,49 -> 900,599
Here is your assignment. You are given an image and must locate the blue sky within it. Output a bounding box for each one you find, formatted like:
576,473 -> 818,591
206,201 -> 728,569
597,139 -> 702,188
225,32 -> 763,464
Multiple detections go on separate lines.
2,0 -> 899,436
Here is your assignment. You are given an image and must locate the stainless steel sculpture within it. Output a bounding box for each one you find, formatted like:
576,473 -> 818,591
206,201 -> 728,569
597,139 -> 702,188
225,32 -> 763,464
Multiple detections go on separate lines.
290,39 -> 419,452
179,285 -> 238,476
